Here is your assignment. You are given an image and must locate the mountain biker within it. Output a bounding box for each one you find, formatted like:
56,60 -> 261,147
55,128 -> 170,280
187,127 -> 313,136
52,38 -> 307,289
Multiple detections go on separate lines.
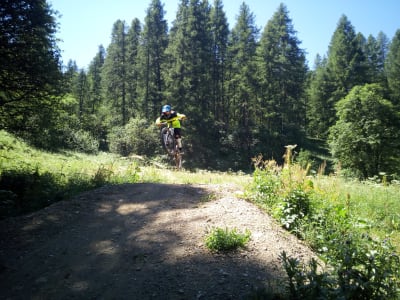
155,104 -> 187,153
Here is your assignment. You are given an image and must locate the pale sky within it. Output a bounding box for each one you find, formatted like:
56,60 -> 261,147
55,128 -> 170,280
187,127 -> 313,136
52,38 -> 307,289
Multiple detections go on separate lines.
49,0 -> 400,70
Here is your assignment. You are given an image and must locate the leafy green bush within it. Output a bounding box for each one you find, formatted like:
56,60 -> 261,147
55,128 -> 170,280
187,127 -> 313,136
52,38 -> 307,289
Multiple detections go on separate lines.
328,84 -> 400,179
250,152 -> 313,234
279,251 -> 331,300
205,227 -> 251,252
247,148 -> 400,298
275,188 -> 311,233
249,156 -> 281,209
280,233 -> 400,300
108,118 -> 160,157
107,126 -> 128,155
65,129 -> 99,154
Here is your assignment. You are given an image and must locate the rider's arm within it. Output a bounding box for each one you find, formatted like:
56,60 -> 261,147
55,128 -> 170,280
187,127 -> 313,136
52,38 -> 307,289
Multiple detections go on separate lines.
155,117 -> 163,126
177,113 -> 187,120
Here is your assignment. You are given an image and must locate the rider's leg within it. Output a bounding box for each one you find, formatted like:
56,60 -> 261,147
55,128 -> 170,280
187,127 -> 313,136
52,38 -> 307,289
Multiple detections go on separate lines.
177,138 -> 182,149
174,128 -> 183,151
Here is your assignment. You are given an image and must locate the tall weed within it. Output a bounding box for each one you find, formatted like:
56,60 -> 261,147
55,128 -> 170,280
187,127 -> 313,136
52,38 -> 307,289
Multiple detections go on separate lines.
248,146 -> 400,299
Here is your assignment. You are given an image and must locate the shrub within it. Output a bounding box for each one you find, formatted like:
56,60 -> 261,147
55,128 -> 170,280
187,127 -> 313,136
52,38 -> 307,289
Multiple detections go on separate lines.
205,227 -> 251,252
275,188 -> 311,233
249,156 -> 281,209
249,151 -> 313,234
67,129 -> 99,154
108,118 -> 160,157
280,234 -> 400,300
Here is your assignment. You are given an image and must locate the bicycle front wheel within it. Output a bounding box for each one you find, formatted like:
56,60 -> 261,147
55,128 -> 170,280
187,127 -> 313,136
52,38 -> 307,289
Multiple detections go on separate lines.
160,127 -> 175,156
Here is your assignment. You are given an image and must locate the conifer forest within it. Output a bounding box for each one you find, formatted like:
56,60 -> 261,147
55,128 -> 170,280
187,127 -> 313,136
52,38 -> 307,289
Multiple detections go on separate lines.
1,0 -> 400,177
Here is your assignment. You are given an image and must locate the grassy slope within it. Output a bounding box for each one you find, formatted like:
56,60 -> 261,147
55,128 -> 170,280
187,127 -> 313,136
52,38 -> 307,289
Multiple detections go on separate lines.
0,130 -> 251,216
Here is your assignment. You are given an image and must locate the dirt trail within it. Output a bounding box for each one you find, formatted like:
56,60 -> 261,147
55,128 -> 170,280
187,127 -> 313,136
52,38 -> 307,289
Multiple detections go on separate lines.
0,183 -> 315,299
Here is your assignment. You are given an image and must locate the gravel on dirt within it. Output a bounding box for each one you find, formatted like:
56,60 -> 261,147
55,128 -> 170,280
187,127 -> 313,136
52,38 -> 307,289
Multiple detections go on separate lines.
0,183 -> 316,299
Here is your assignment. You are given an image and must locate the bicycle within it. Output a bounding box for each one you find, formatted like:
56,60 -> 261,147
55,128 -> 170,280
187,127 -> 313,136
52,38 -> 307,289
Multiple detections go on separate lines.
160,125 -> 182,169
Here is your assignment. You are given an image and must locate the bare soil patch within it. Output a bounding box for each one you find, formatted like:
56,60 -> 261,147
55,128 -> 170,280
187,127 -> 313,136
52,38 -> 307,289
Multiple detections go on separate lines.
0,183 -> 315,299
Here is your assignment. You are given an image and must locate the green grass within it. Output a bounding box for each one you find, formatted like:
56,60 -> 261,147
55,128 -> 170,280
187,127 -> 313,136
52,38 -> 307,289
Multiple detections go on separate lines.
0,130 -> 141,217
0,130 -> 250,218
140,166 -> 251,185
313,176 -> 400,250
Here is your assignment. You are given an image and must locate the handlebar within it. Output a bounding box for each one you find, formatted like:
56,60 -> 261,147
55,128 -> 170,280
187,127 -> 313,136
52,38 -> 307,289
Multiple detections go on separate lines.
156,117 -> 187,127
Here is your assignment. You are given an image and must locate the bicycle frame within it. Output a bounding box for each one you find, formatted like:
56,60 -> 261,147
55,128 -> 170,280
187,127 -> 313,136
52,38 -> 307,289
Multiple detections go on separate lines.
160,125 -> 182,169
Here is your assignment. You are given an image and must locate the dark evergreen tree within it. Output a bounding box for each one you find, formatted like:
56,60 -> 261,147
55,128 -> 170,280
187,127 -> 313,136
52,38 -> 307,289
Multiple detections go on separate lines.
126,18 -> 141,119
164,0 -> 214,165
225,2 -> 259,164
306,56 -> 336,138
308,15 -> 367,139
63,60 -> 79,93
137,0 -> 168,119
327,15 -> 367,96
88,45 -> 105,114
257,3 -> 307,145
210,0 -> 229,123
74,69 -> 89,122
163,0 -> 191,109
85,45 -> 106,149
0,0 -> 63,141
385,29 -> 400,107
102,20 -> 129,127
164,0 -> 212,116
363,32 -> 389,86
376,31 -> 390,72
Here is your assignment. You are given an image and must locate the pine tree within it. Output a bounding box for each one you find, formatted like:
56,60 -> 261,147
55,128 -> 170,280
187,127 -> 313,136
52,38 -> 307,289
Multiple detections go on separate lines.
88,45 -> 105,114
327,15 -> 367,96
85,46 -> 106,149
126,18 -> 141,119
385,29 -> 400,107
64,60 -> 79,93
308,15 -> 367,139
102,20 -> 129,127
257,3 -> 307,142
306,56 -> 336,138
0,0 -> 62,137
164,0 -> 212,116
225,2 -> 259,162
163,0 -> 216,165
137,0 -> 168,119
363,32 -> 389,86
210,0 -> 229,123
74,70 -> 89,122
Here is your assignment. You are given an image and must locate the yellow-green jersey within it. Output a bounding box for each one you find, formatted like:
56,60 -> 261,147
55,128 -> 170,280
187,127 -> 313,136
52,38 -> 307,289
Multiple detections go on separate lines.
155,111 -> 186,128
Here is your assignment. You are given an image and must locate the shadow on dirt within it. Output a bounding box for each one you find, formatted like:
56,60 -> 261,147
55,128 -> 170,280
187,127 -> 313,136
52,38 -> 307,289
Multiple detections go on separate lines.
0,183 -> 287,299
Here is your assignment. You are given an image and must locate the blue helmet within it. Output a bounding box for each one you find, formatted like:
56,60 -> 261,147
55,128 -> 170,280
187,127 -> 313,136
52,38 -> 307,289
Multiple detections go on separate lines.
162,104 -> 171,113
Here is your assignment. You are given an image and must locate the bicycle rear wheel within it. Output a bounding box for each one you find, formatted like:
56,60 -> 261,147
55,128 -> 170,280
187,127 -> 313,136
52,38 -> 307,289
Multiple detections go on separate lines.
174,149 -> 182,169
